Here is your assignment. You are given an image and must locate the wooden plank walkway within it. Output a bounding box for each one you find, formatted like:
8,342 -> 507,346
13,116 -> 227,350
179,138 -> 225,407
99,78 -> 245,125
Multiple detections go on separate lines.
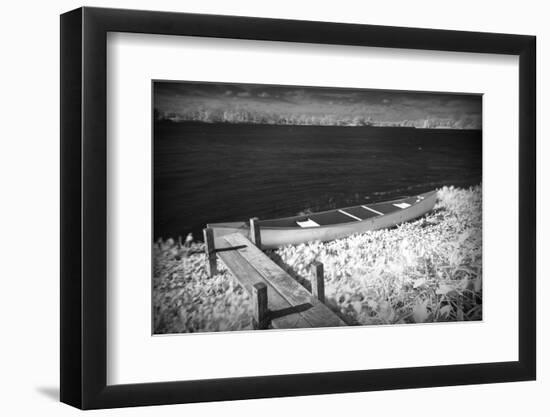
204,228 -> 346,330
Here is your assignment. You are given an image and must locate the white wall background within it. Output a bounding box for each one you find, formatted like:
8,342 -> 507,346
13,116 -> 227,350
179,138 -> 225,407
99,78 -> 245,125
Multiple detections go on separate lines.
0,0 -> 545,415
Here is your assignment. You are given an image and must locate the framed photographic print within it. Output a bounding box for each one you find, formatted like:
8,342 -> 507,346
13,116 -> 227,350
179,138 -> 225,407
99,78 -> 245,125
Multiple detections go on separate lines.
60,6 -> 536,409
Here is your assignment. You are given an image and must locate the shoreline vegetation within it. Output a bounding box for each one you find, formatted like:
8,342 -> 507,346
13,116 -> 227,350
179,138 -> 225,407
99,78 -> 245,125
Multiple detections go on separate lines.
153,185 -> 482,334
155,118 -> 483,131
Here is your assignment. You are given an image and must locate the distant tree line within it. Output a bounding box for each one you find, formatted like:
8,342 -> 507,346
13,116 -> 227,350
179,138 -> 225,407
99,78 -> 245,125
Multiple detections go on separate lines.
153,107 -> 481,129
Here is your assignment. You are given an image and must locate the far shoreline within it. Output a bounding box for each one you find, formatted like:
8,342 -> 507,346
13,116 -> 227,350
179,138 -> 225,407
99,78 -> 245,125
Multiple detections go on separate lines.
154,119 -> 483,132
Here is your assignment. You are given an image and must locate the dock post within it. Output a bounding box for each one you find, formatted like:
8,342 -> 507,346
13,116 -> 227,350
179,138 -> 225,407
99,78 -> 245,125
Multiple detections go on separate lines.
249,217 -> 262,249
252,282 -> 269,329
203,227 -> 217,277
311,261 -> 325,303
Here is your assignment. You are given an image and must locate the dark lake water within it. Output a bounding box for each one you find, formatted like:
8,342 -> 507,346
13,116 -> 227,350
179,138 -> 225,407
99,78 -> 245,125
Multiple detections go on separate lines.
154,122 -> 482,240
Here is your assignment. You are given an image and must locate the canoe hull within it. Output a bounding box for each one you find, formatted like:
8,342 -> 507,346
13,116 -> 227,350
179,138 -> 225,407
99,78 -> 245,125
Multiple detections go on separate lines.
209,190 -> 437,249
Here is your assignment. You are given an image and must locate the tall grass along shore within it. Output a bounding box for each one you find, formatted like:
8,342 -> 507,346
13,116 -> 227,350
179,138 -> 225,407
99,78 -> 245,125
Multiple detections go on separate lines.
153,185 -> 482,334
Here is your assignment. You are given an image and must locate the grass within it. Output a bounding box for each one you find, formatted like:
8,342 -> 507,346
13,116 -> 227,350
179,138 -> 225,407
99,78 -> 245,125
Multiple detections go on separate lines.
153,185 -> 482,334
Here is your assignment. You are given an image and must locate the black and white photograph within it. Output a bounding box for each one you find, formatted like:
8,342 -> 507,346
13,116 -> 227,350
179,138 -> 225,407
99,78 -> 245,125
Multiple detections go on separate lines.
152,81 -> 482,334
1,0 -> 543,413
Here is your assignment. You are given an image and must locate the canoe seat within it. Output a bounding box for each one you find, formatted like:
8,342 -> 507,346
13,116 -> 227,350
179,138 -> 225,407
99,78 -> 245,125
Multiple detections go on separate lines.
296,218 -> 320,228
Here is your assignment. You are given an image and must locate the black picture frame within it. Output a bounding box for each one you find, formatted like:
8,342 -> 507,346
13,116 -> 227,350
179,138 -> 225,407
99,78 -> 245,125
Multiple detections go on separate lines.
60,6 -> 536,410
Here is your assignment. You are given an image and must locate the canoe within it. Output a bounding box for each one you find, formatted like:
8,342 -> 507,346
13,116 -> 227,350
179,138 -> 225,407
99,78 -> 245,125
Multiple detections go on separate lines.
208,190 -> 437,249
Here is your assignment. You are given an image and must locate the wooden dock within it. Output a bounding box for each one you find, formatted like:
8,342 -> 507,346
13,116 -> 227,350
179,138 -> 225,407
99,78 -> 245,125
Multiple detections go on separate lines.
203,222 -> 346,329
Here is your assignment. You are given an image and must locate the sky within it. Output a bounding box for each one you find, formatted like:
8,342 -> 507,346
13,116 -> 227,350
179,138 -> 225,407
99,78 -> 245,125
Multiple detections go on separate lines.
154,81 -> 482,129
